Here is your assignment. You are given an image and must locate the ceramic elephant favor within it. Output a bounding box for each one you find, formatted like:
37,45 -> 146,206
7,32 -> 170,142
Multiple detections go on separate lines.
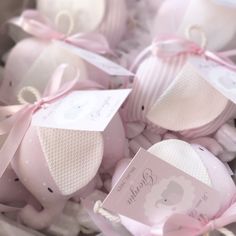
122,36 -> 236,160
0,66 -> 127,230
36,0 -> 128,48
111,139 -> 236,236
153,0 -> 236,51
0,10 -> 115,105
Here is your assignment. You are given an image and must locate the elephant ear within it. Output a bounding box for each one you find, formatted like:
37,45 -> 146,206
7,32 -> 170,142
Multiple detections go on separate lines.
37,127 -> 103,196
147,58 -> 228,131
148,139 -> 212,186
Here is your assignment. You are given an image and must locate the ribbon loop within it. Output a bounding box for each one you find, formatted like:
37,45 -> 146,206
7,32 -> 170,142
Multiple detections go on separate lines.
10,10 -> 112,55
151,36 -> 236,72
185,25 -> 208,50
54,10 -> 75,36
17,86 -> 41,105
0,65 -> 83,209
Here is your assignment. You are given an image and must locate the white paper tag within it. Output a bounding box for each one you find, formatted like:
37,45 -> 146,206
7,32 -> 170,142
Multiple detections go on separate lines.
32,89 -> 131,131
103,148 -> 221,226
54,40 -> 134,77
213,0 -> 236,7
189,57 -> 236,104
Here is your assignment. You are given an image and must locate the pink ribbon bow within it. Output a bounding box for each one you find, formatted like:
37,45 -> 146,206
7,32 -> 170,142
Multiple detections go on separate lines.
151,198 -> 236,236
131,36 -> 236,73
0,65 -> 103,212
152,36 -> 236,72
10,10 -> 112,55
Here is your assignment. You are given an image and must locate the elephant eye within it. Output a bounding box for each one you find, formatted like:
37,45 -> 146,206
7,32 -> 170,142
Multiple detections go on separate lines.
9,81 -> 13,87
164,199 -> 167,202
5,114 -> 11,119
14,178 -> 19,182
47,187 -> 53,193
141,105 -> 145,111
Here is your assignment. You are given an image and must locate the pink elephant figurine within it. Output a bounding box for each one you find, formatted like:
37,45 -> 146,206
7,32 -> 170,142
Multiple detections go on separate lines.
7,99 -> 126,230
0,9 -> 115,105
153,0 -> 236,51
0,65 -> 127,229
0,72 -> 126,229
36,0 -> 128,48
9,125 -> 103,229
112,139 -> 236,236
0,37 -> 111,105
9,113 -> 125,229
122,37 -> 236,160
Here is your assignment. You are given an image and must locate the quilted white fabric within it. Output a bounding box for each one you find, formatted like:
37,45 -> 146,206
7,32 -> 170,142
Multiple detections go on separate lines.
147,59 -> 228,131
148,139 -> 212,186
37,127 -> 104,195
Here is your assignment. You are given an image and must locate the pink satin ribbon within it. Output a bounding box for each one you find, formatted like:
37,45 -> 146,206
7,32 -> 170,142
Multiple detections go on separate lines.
152,36 -> 236,71
10,10 -> 113,55
0,64 -> 103,212
130,36 -> 236,73
150,197 -> 236,236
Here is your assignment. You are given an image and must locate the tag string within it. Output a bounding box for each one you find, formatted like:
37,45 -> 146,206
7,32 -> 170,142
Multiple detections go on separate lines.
17,86 -> 41,105
203,228 -> 235,236
185,25 -> 208,50
217,228 -> 235,236
93,200 -> 121,224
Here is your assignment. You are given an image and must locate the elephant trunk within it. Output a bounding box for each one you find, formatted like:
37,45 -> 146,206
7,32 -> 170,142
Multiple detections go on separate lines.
19,202 -> 66,230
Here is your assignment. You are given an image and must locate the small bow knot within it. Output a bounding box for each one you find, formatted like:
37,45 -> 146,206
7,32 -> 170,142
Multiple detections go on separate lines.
206,219 -> 217,232
151,36 -> 236,72
10,10 -> 113,55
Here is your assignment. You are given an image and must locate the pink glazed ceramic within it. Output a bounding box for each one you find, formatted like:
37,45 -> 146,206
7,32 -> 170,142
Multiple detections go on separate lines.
112,139 -> 236,236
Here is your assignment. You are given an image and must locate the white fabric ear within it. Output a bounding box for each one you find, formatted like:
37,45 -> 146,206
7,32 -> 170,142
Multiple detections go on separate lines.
148,139 -> 212,186
147,59 -> 228,131
37,0 -> 106,34
37,127 -> 103,195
